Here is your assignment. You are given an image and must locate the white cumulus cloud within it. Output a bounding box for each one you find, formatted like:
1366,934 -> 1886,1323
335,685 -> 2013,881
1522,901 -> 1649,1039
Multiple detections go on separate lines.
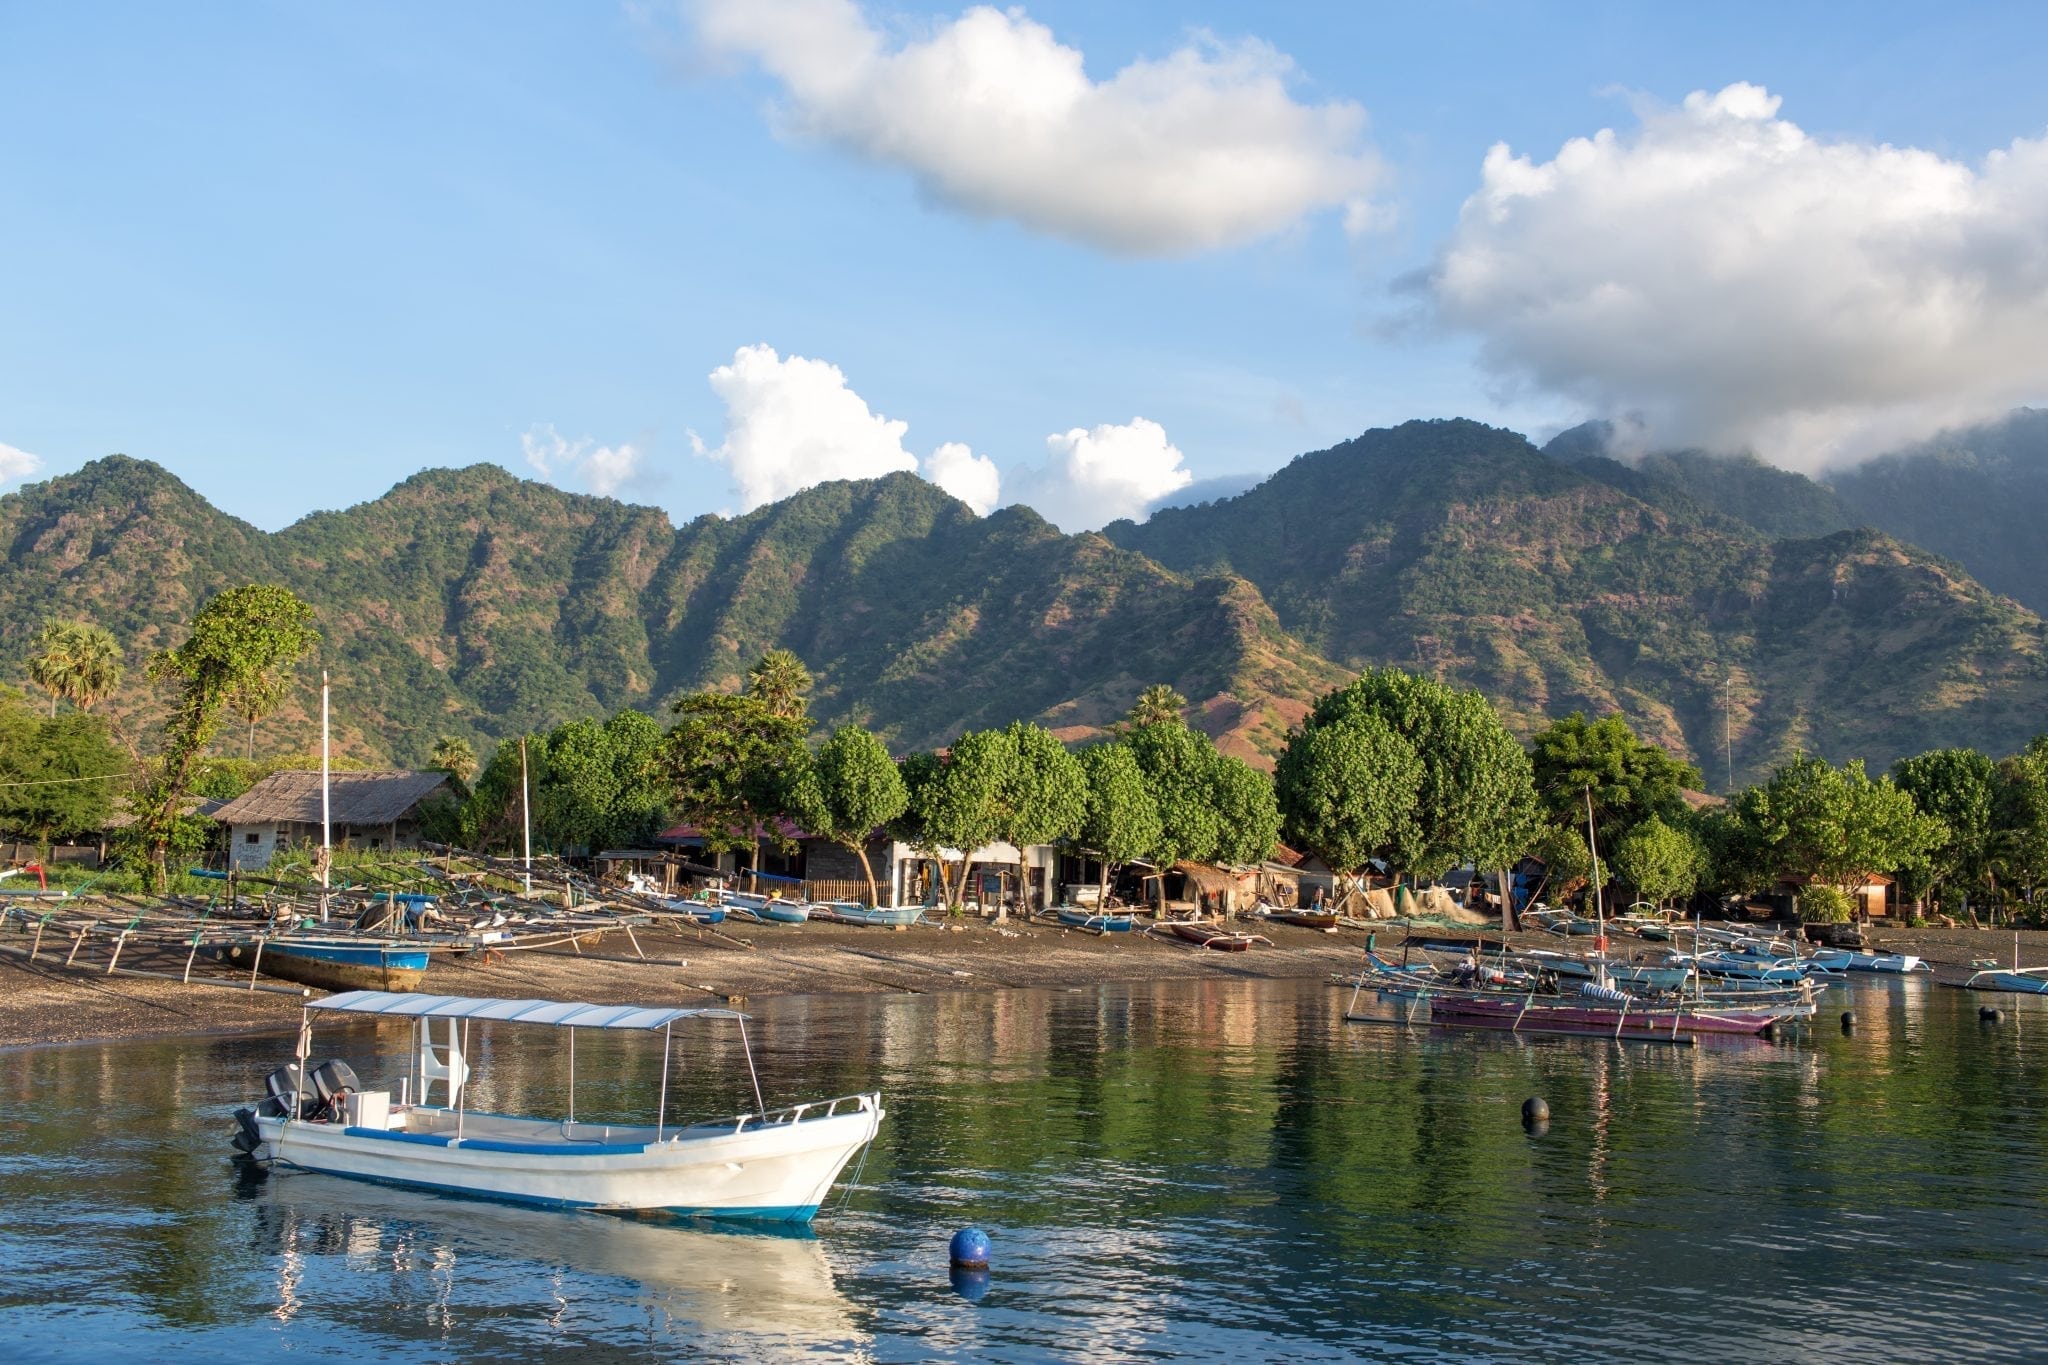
690,0 -> 1380,256
0,441 -> 41,485
690,343 -> 1001,513
1423,82 -> 2048,470
1009,417 -> 1193,531
521,425 -> 647,497
923,440 -> 1001,515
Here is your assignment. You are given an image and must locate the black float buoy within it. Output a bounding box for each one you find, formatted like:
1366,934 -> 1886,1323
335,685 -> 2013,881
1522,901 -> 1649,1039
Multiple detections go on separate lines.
1841,1010 -> 1856,1030
1762,1021 -> 1779,1042
1521,1097 -> 1549,1129
1981,1006 -> 2005,1023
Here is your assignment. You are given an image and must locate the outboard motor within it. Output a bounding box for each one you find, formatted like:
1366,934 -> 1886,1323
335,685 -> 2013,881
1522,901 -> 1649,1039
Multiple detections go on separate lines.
231,1107 -> 263,1155
265,1063 -> 316,1118
307,1060 -> 360,1119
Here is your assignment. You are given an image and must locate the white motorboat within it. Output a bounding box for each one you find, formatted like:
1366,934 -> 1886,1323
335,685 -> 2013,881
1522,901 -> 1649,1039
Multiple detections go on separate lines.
232,990 -> 884,1224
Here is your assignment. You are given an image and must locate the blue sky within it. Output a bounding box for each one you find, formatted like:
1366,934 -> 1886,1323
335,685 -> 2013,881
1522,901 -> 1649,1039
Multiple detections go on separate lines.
4,1 -> 2045,531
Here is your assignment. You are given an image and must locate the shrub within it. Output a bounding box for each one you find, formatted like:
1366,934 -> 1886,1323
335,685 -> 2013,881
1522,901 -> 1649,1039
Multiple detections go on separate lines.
1799,884 -> 1854,923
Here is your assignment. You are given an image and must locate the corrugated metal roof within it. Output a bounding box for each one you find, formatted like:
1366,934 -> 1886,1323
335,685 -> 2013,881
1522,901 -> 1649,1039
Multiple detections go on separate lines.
307,990 -> 746,1029
212,770 -> 449,826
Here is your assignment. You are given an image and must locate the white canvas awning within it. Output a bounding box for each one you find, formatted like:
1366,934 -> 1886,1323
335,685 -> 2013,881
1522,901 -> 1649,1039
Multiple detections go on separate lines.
307,990 -> 746,1030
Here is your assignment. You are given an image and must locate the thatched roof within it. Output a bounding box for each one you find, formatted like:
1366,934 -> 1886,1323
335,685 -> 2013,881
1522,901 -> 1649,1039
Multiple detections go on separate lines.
212,770 -> 449,826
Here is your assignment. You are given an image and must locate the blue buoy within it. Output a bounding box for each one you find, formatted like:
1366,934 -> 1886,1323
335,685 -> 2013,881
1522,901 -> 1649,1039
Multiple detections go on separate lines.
949,1226 -> 991,1269
950,1265 -> 991,1302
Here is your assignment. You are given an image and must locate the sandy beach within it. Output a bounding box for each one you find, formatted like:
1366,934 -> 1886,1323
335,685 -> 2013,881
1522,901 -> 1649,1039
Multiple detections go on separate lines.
6,915 -> 2046,1050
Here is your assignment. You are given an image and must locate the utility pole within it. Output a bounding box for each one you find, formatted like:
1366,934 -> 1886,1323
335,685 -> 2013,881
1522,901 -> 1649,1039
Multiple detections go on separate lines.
519,736 -> 533,897
1724,673 -> 1734,793
320,670 -> 331,924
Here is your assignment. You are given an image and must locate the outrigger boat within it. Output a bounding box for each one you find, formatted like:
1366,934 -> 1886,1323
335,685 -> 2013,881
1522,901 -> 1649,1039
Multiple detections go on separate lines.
808,903 -> 924,927
1055,906 -> 1134,932
231,990 -> 884,1224
1160,921 -> 1268,952
223,936 -> 430,993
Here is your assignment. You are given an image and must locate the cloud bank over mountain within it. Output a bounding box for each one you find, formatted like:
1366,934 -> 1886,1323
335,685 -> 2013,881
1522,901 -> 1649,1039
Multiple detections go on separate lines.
521,425 -> 647,497
0,442 -> 40,486
685,344 -> 1193,528
1424,83 -> 2048,471
691,0 -> 1380,256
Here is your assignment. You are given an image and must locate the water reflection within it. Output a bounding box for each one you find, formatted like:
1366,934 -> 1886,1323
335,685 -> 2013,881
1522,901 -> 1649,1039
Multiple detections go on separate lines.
5,977 -> 2048,1360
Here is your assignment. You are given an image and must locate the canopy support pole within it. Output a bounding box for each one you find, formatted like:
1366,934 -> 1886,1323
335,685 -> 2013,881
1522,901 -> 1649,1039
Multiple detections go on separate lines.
567,1027 -> 575,1125
456,1019 -> 469,1142
738,1016 -> 766,1115
656,1023 -> 672,1143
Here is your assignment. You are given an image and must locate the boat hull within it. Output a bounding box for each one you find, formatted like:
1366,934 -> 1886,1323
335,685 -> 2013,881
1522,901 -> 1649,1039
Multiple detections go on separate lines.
812,904 -> 923,927
228,940 -> 429,993
1168,923 -> 1254,951
1967,971 -> 2048,995
1430,994 -> 1780,1038
1057,909 -> 1133,932
254,1101 -> 882,1224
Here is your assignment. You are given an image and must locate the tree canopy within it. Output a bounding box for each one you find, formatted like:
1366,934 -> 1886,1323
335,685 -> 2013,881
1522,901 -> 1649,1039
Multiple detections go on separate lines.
1734,754 -> 1946,898
661,692 -> 807,857
1529,711 -> 1701,848
1891,747 -> 1996,914
1274,710 -> 1420,873
1298,668 -> 1539,880
1610,814 -> 1703,907
746,649 -> 814,720
26,620 -> 124,716
788,723 -> 907,905
0,688 -> 125,847
137,585 -> 319,889
1076,741 -> 1161,902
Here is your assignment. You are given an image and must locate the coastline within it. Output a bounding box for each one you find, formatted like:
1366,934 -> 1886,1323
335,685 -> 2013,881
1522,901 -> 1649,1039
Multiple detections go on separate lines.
6,917 -> 2045,1050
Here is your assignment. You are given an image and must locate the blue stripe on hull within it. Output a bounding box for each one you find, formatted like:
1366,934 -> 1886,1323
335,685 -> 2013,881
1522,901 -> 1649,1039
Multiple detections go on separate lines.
271,1158 -> 821,1223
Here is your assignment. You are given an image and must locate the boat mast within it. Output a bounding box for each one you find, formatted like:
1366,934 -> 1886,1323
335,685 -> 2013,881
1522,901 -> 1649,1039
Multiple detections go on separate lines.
1585,786 -> 1607,989
520,736 -> 533,897
320,670 -> 331,924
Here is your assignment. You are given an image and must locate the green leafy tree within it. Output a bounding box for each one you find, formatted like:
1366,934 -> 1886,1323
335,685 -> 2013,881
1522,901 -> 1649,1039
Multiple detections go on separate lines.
429,735 -> 479,786
136,585 -> 319,890
26,620 -> 124,716
895,737 -> 1008,910
1891,746 -> 1996,921
745,649 -> 814,720
1797,883 -> 1855,923
0,691 -> 126,849
662,692 -> 808,862
1734,754 -> 1946,902
992,722 -> 1088,913
1208,752 -> 1282,867
1125,718 -> 1224,867
1528,823 -> 1603,902
1276,712 -> 1421,873
788,724 -> 908,906
1991,738 -> 2048,917
1610,814 -> 1703,908
1529,712 -> 1701,851
1296,668 -> 1540,924
1689,804 -> 1770,900
1076,742 -> 1162,906
536,710 -> 672,853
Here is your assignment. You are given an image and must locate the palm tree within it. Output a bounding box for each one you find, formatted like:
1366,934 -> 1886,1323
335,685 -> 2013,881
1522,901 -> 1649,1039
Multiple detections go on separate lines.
745,649 -> 813,719
1123,684 -> 1188,731
228,672 -> 292,760
430,735 -> 479,785
27,620 -> 124,716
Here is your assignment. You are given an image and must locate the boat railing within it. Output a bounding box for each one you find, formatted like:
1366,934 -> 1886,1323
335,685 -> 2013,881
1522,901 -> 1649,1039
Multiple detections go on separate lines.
721,1091 -> 882,1135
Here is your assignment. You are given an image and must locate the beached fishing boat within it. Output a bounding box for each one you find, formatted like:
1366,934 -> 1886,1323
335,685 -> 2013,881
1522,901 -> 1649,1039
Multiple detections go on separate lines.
232,990 -> 884,1224
224,936 -> 430,993
1268,910 -> 1340,930
747,900 -> 811,925
1805,947 -> 1925,974
1056,906 -> 1134,932
1164,921 -> 1264,952
809,903 -> 923,927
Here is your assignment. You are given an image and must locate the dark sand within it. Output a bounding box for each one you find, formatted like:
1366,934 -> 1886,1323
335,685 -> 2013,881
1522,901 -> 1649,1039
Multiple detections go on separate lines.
6,915 -> 2044,1050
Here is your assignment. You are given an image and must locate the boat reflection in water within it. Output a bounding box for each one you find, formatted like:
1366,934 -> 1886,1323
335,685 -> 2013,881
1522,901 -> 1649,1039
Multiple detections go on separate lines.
245,1168 -> 864,1353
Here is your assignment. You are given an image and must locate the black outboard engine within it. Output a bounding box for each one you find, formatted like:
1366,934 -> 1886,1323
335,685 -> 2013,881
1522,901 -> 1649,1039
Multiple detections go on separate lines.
265,1062 -> 315,1118
308,1059 -> 360,1114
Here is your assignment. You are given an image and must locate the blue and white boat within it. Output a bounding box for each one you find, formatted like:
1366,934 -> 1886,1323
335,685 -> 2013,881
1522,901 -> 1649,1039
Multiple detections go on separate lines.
1056,906 -> 1134,932
809,902 -> 924,927
225,936 -> 431,993
1966,967 -> 2048,994
233,990 -> 884,1224
1805,947 -> 1926,974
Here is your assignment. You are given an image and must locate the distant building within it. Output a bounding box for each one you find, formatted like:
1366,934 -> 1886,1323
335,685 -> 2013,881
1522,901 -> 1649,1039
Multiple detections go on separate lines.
213,770 -> 451,870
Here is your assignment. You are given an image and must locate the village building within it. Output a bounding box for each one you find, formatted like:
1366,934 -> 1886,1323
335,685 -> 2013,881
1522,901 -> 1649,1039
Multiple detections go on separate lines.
212,770 -> 450,871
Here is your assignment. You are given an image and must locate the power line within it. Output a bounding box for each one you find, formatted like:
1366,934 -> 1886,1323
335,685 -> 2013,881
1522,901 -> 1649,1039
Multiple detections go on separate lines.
0,769 -> 134,790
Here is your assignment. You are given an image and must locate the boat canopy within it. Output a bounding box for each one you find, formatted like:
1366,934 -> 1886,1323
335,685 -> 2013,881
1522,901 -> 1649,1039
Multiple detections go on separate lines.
307,990 -> 747,1030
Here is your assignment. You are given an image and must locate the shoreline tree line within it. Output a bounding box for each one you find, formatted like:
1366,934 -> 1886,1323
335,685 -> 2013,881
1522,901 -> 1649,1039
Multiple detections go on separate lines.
7,584 -> 2048,922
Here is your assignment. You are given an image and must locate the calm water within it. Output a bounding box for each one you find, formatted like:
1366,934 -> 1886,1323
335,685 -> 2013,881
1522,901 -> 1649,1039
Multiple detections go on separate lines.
3,975 -> 2047,1361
